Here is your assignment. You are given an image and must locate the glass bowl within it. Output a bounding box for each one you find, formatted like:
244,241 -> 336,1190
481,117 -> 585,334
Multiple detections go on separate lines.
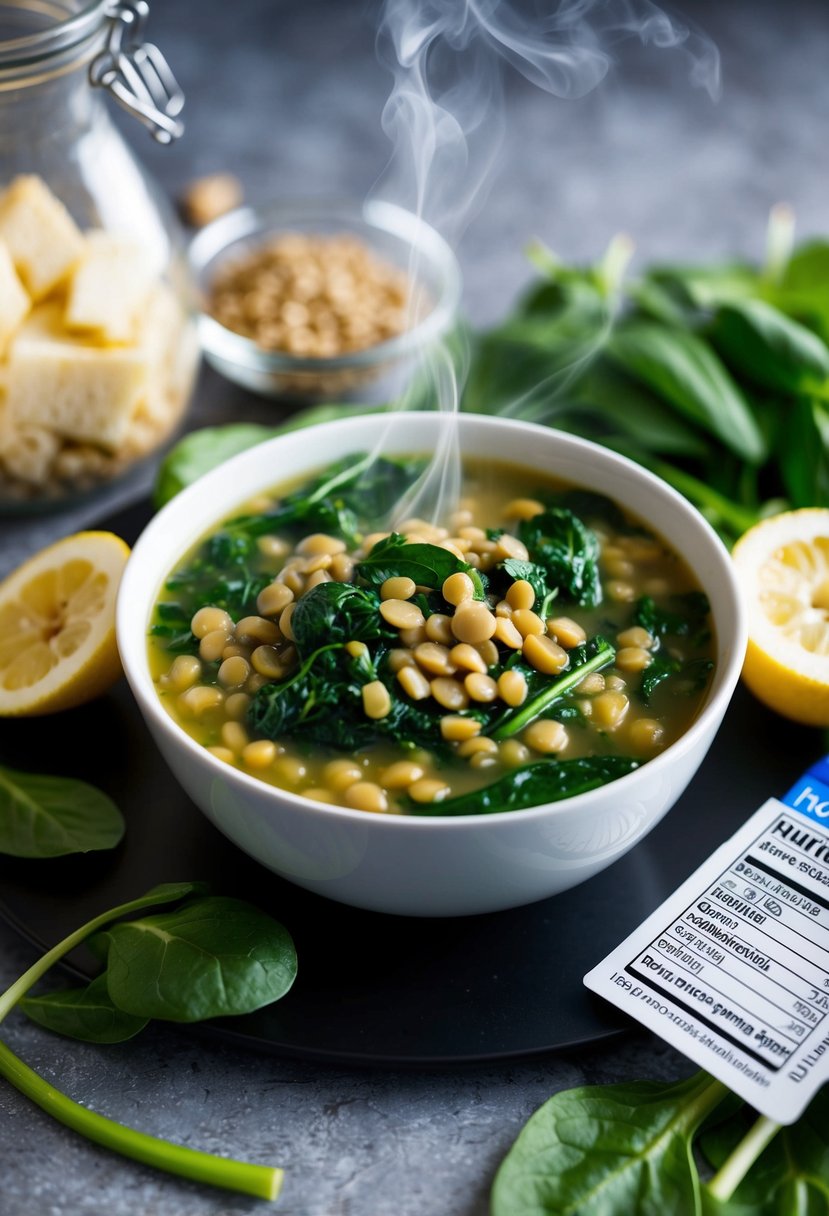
187,198 -> 462,401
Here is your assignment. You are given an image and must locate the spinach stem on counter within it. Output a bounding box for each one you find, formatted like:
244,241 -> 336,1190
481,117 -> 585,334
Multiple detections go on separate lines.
0,884 -> 284,1202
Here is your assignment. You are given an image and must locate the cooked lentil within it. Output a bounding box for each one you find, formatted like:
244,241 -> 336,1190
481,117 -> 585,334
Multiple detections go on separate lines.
150,456 -> 715,815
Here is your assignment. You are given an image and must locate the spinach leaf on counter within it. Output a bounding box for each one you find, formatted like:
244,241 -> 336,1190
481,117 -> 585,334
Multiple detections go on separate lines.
1,883 -> 295,1200
407,755 -> 639,817
492,1072 -> 729,1216
0,764 -> 124,858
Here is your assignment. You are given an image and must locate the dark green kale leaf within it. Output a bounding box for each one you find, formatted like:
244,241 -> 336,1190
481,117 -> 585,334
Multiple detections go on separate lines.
517,508 -> 602,606
407,756 -> 639,817
357,533 -> 486,597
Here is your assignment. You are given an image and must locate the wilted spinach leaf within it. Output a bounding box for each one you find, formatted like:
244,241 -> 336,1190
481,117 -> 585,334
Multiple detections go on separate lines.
518,507 -> 602,607
408,755 -> 639,817
357,533 -> 485,598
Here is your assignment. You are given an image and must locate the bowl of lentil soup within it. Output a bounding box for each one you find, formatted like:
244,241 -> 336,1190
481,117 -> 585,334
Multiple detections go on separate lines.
188,198 -> 461,400
117,412 -> 746,916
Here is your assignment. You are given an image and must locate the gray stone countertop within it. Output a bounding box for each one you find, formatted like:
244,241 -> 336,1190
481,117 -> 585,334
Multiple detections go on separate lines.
2,0 -> 828,1212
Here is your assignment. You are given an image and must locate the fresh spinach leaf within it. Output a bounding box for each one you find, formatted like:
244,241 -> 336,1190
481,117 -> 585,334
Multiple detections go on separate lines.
0,765 -> 124,858
153,423 -> 280,508
100,895 -> 297,1023
1,883 -> 290,1200
700,1088 -> 829,1215
607,321 -> 767,464
408,755 -> 639,817
20,974 -> 148,1044
517,508 -> 602,607
357,533 -> 485,598
779,398 -> 829,508
709,298 -> 829,396
492,1071 -> 729,1216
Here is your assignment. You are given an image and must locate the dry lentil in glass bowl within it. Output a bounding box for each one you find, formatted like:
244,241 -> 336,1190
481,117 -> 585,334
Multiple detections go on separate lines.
188,199 -> 462,401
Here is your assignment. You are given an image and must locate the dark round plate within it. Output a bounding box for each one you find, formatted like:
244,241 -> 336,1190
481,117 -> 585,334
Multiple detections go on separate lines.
0,500 -> 820,1065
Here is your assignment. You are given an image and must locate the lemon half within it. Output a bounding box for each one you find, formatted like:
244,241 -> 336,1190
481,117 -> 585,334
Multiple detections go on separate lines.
0,530 -> 130,717
732,508 -> 829,726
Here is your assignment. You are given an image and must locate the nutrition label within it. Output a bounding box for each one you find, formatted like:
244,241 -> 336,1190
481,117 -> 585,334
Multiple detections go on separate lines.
585,757 -> 829,1123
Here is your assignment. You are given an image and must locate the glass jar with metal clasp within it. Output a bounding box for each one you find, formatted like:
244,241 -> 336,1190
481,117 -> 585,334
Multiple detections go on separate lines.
0,0 -> 198,509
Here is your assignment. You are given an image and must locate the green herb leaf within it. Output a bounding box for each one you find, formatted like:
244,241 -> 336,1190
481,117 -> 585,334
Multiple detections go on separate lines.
0,765 -> 124,858
492,1072 -> 729,1216
101,896 -> 297,1022
357,533 -> 485,597
607,321 -> 767,463
408,755 -> 639,817
20,974 -> 148,1044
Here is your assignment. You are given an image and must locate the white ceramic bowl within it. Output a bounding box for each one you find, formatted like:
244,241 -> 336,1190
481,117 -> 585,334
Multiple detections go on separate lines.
117,412 -> 747,917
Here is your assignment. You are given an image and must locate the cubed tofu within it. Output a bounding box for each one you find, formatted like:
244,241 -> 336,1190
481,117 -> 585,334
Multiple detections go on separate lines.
0,175 -> 85,300
65,230 -> 156,343
0,240 -> 30,356
6,303 -> 146,450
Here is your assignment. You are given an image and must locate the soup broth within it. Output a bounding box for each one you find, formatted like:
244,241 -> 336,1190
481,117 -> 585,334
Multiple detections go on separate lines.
149,454 -> 715,816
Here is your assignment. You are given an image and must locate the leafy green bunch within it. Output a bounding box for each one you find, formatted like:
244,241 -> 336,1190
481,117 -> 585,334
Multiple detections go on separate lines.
461,209 -> 829,545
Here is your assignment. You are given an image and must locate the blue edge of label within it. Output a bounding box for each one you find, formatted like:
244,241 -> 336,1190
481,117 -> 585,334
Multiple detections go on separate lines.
785,756 -> 829,826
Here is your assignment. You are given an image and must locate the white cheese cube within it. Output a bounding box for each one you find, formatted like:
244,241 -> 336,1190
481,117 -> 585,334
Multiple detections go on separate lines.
0,240 -> 30,356
65,231 -> 156,343
0,175 -> 85,300
0,423 -> 60,485
6,303 -> 146,450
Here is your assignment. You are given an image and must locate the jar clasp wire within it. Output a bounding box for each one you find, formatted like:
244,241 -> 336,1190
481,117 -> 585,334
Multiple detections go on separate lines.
89,1 -> 185,145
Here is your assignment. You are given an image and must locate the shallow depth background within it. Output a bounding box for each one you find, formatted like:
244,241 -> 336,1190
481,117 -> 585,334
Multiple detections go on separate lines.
1,0 -> 828,1212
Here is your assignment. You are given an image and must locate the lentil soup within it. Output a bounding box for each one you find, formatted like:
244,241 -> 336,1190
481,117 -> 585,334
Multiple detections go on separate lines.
149,454 -> 716,816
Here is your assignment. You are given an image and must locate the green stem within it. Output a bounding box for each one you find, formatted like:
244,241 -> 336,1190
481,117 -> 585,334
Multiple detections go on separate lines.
0,882 -> 284,1202
707,1114 -> 782,1202
491,638 -> 615,740
0,1041 -> 282,1201
0,884 -> 200,1024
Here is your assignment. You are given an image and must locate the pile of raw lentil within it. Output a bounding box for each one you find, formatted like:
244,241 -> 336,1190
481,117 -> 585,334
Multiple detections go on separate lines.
157,495 -> 679,816
207,231 -> 411,358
